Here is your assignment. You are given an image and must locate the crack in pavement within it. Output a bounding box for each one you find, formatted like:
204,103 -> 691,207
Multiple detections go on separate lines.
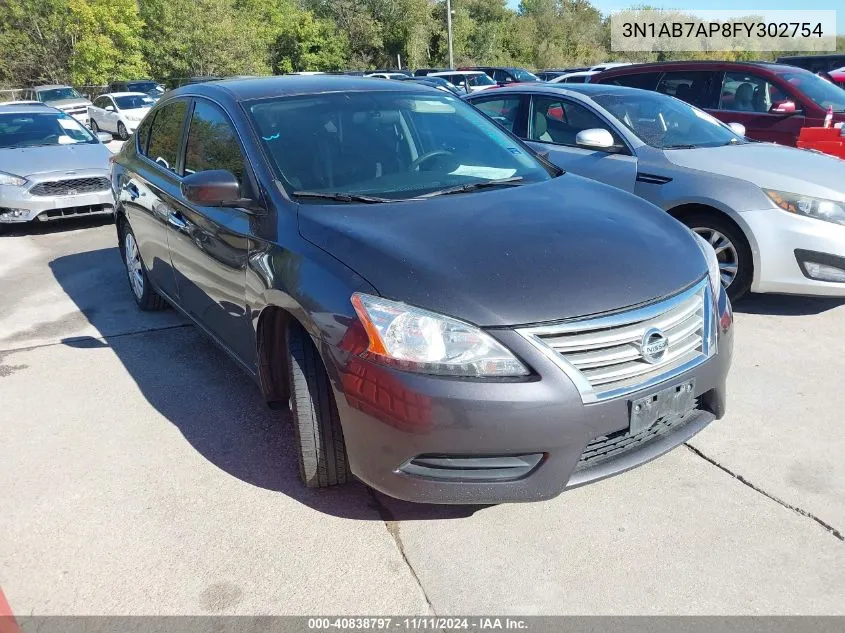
0,323 -> 193,355
685,443 -> 844,543
367,488 -> 437,615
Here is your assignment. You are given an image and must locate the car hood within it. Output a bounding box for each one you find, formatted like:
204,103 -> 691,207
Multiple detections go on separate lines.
47,98 -> 92,109
0,143 -> 110,178
297,175 -> 706,327
664,143 -> 845,201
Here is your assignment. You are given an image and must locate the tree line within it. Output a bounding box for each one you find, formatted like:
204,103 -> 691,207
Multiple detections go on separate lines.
1,0 -> 843,88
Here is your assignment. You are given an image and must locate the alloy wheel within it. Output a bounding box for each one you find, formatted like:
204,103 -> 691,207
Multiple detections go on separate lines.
692,226 -> 739,288
124,232 -> 144,299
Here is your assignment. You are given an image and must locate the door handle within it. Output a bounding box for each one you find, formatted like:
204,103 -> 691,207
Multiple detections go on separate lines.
167,211 -> 188,230
122,182 -> 140,201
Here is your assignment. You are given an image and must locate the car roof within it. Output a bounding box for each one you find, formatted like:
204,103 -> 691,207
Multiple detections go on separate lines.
167,75 -> 434,102
431,70 -> 485,76
101,92 -> 152,98
466,82 -> 637,102
595,60 -> 798,75
31,84 -> 73,90
0,103 -> 63,115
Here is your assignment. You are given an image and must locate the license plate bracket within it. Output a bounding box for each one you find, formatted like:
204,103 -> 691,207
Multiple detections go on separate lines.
629,379 -> 696,435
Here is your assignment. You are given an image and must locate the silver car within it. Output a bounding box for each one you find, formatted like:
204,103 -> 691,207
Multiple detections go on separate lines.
0,104 -> 114,231
21,85 -> 93,127
467,84 -> 845,299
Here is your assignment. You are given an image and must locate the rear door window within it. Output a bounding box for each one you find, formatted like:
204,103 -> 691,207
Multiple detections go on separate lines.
655,71 -> 716,107
472,96 -> 525,134
144,100 -> 188,173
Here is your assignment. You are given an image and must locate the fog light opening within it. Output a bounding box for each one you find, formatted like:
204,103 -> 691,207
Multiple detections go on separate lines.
804,261 -> 845,283
0,209 -> 28,221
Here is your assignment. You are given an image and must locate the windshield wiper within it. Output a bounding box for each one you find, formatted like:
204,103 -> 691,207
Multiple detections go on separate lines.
663,144 -> 697,150
416,176 -> 525,199
292,191 -> 396,204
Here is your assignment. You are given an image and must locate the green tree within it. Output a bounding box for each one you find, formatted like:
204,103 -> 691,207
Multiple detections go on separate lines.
273,11 -> 348,73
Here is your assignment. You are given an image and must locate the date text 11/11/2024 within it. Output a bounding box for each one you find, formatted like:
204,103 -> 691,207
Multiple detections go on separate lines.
307,617 -> 529,630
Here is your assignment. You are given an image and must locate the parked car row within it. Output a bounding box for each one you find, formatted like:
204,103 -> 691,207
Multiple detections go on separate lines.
4,74 -> 843,508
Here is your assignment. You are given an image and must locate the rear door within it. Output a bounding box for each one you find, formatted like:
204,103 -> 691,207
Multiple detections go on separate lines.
119,99 -> 190,300
713,70 -> 805,145
166,97 -> 256,365
526,94 -> 637,192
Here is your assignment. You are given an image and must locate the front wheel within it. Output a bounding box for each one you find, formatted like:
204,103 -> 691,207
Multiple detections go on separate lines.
684,214 -> 752,301
90,118 -> 99,133
288,324 -> 349,488
117,122 -> 129,141
120,220 -> 167,311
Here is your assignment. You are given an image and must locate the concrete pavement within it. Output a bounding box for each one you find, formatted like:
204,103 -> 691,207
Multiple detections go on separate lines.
1,220 -> 843,614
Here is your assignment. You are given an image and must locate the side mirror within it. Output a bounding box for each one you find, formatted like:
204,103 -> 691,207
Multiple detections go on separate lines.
771,100 -> 798,115
105,105 -> 116,112
727,122 -> 746,137
96,131 -> 113,143
181,170 -> 241,206
575,128 -> 616,150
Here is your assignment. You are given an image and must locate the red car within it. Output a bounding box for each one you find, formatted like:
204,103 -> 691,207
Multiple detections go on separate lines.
830,68 -> 845,89
592,61 -> 845,146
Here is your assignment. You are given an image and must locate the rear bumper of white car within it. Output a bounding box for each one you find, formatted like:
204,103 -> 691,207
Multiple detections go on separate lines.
0,169 -> 114,224
743,208 -> 845,296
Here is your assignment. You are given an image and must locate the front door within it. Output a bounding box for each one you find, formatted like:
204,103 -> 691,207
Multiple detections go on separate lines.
526,95 -> 637,193
711,71 -> 806,145
166,98 -> 256,366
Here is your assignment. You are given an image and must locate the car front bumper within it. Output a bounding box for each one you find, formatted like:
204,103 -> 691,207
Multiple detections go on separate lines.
0,170 -> 114,224
322,286 -> 733,504
744,207 -> 845,296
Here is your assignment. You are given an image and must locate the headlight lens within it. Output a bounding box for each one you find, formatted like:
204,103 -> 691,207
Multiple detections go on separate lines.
0,171 -> 26,186
765,189 -> 845,227
694,233 -> 721,295
351,293 -> 530,377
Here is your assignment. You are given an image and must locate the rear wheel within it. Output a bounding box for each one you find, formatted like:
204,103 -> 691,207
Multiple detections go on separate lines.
287,324 -> 349,488
683,213 -> 752,301
120,220 -> 167,311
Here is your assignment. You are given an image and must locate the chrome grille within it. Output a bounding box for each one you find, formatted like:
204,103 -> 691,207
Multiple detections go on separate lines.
517,280 -> 715,403
29,177 -> 109,197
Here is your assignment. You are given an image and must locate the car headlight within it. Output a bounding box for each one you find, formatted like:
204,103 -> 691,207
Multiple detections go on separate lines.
765,189 -> 845,227
351,293 -> 530,377
0,171 -> 26,187
694,233 -> 721,296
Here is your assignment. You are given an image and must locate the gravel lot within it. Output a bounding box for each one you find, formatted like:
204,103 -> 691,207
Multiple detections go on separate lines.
1,217 -> 844,615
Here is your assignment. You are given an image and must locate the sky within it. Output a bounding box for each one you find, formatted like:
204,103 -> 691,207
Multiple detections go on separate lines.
505,1 -> 844,34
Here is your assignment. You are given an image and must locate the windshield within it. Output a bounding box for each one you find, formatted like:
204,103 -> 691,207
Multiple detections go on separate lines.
512,69 -> 540,82
115,95 -> 155,110
0,111 -> 96,148
249,91 -> 552,200
776,70 -> 845,112
127,81 -> 158,93
592,91 -> 745,149
36,87 -> 83,102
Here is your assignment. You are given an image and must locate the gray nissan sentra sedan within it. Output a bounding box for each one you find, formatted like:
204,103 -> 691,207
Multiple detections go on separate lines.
110,76 -> 733,503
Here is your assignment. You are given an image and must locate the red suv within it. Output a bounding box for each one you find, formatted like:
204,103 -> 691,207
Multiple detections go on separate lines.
592,61 -> 845,146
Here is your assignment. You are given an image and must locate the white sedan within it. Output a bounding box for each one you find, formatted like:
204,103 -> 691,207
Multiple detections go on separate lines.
88,92 -> 154,140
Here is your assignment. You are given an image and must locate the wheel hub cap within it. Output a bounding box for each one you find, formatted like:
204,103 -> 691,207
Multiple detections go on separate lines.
692,227 -> 739,288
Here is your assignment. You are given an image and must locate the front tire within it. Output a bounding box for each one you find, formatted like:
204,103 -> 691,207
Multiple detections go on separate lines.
117,122 -> 129,141
288,324 -> 349,488
120,220 -> 167,311
90,118 -> 99,133
683,213 -> 753,301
